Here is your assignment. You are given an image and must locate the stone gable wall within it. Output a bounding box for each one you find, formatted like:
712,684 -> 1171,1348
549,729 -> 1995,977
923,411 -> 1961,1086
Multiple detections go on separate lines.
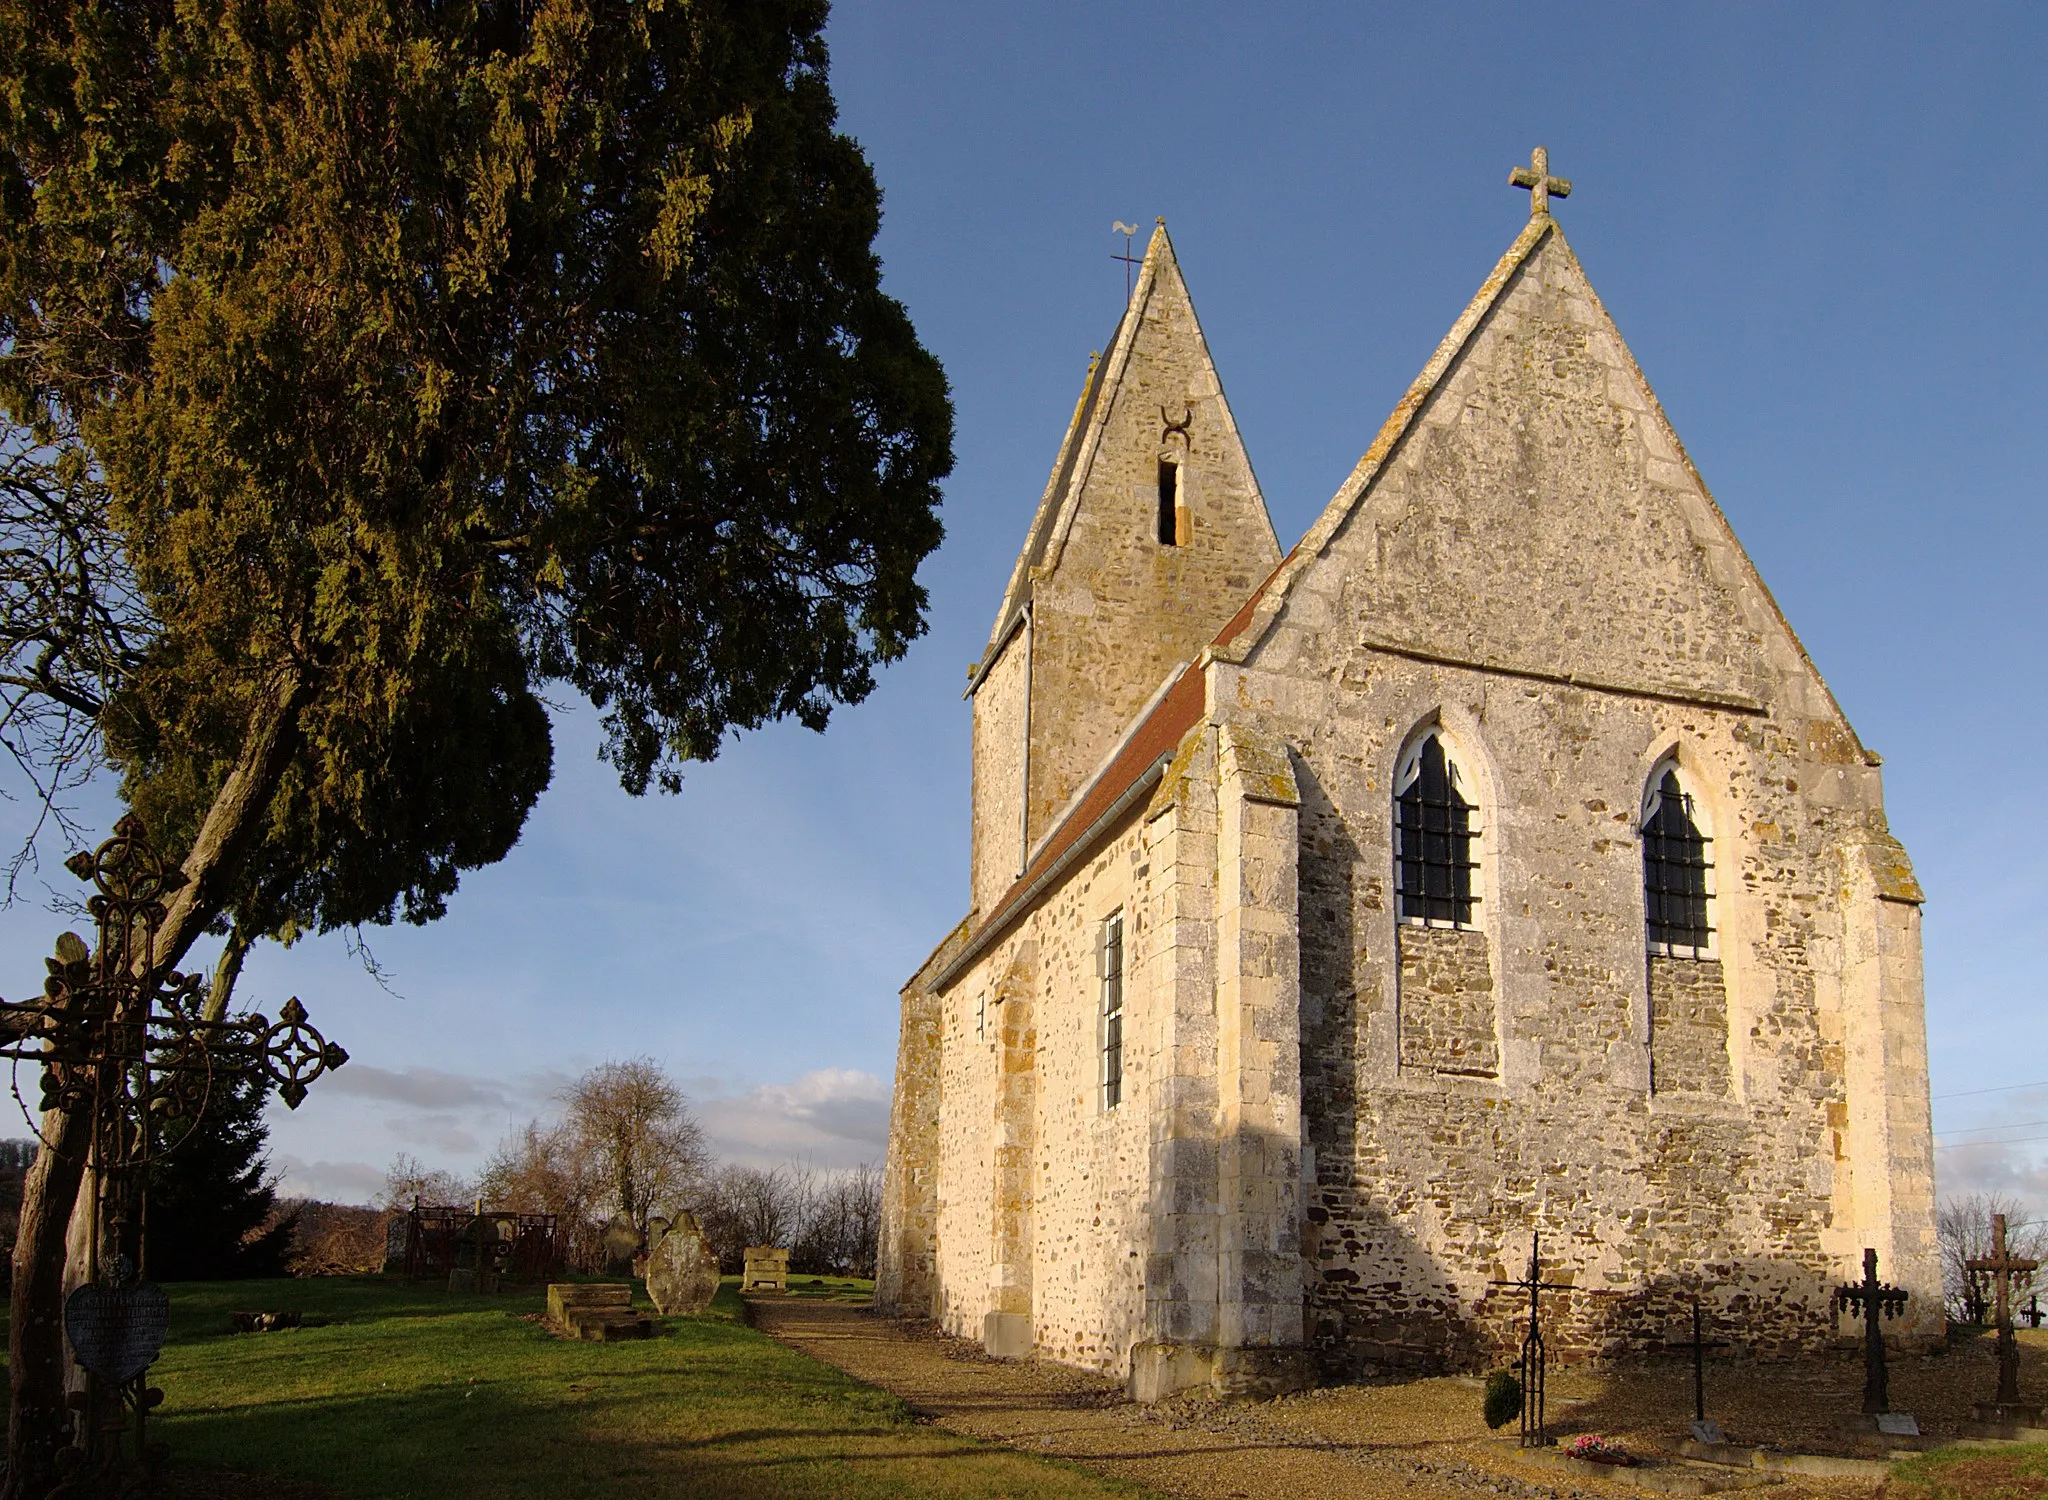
1224,224 -> 1936,1370
1023,255 -> 1277,851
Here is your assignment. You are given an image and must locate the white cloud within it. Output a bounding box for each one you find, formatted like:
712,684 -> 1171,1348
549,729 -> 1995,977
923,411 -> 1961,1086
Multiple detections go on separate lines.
694,1068 -> 891,1169
273,1155 -> 387,1206
1934,1087 -> 2048,1214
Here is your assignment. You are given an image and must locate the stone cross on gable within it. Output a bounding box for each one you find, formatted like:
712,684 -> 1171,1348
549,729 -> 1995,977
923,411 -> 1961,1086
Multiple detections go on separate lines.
1967,1212 -> 2040,1413
1509,146 -> 1572,217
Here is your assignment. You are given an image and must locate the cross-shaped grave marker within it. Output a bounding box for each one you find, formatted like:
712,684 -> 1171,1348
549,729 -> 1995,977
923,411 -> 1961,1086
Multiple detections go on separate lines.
1668,1298 -> 1733,1443
1491,1232 -> 1573,1447
1508,146 -> 1572,218
1834,1247 -> 1910,1417
1966,1212 -> 2040,1421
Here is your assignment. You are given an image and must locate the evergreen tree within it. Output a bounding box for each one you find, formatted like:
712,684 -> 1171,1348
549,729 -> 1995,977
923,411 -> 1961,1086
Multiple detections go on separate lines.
0,5 -> 951,1487
143,1075 -> 293,1281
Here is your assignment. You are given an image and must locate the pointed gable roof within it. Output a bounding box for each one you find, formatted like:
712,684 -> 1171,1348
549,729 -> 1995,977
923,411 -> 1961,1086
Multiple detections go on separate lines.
975,222 -> 1278,676
1209,213 -> 1867,752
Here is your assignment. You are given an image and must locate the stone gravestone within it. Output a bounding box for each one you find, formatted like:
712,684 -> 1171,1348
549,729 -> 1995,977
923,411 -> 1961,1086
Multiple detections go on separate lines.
742,1245 -> 790,1293
645,1213 -> 721,1316
600,1214 -> 642,1275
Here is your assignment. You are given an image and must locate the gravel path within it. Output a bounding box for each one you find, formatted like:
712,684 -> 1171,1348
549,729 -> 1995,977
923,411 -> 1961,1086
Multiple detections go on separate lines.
746,1294 -> 2022,1499
746,1294 -> 1792,1500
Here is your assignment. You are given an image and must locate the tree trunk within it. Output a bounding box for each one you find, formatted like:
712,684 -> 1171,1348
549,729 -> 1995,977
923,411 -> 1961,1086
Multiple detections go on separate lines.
2,1106 -> 89,1500
6,664 -> 303,1495
152,662 -> 304,974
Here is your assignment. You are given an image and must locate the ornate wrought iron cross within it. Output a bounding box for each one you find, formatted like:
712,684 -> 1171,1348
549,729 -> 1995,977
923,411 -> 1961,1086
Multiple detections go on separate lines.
1509,146 -> 1572,218
1491,1232 -> 1573,1447
1966,1213 -> 2038,1413
0,816 -> 347,1490
1834,1247 -> 1910,1415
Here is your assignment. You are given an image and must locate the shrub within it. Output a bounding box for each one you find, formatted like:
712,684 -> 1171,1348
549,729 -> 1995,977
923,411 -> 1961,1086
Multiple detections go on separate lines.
1483,1369 -> 1523,1430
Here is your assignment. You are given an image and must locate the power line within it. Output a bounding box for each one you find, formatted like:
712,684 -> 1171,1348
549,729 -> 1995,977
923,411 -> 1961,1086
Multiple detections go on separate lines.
1934,1080 -> 2048,1102
1934,1133 -> 2048,1152
1938,1119 -> 2048,1139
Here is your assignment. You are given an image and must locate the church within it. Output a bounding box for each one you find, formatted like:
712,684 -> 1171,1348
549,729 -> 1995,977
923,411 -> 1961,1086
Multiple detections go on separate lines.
877,153 -> 1940,1401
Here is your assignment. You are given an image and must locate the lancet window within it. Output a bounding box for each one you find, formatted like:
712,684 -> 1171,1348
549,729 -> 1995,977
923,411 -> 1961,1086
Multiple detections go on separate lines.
1395,733 -> 1479,927
1098,913 -> 1125,1109
1642,764 -> 1713,957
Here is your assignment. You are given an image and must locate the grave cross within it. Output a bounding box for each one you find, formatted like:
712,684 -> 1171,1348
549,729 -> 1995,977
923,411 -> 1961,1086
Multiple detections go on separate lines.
1491,1232 -> 1574,1447
1966,1212 -> 2039,1411
1834,1247 -> 1910,1415
1667,1299 -> 1732,1430
1508,145 -> 1572,218
2028,1292 -> 2043,1330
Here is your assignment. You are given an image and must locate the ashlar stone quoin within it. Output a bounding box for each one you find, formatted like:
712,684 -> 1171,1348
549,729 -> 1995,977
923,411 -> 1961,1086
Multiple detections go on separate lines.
878,179 -> 1940,1403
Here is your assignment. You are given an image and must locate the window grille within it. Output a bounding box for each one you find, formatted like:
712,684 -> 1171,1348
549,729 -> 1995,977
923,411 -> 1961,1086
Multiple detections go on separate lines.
1396,735 -> 1478,926
1643,768 -> 1712,956
1099,913 -> 1124,1109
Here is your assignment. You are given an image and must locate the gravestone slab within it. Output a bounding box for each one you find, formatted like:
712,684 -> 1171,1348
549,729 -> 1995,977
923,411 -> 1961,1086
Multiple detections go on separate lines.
646,1220 -> 721,1316
65,1281 -> 170,1383
1690,1419 -> 1725,1446
1876,1412 -> 1920,1437
742,1246 -> 790,1293
544,1282 -> 651,1342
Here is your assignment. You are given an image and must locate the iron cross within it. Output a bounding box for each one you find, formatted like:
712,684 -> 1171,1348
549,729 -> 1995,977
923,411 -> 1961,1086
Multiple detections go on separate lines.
1509,146 -> 1572,217
1966,1213 -> 2039,1409
1490,1232 -> 1573,1447
1669,1299 -> 1732,1424
1834,1247 -> 1910,1415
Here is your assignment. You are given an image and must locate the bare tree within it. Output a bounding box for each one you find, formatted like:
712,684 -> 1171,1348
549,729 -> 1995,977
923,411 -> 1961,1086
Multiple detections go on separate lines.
0,439 -> 151,898
562,1059 -> 708,1240
1937,1193 -> 2046,1324
382,1153 -> 474,1213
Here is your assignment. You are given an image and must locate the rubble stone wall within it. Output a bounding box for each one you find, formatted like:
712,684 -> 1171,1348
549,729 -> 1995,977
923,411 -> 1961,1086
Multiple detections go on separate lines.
1224,226 -> 1937,1372
1398,926 -> 1499,1079
1649,956 -> 1732,1097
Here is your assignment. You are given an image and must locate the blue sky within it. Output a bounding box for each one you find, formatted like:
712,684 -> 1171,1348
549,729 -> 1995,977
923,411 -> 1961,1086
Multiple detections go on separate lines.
2,2 -> 2044,1206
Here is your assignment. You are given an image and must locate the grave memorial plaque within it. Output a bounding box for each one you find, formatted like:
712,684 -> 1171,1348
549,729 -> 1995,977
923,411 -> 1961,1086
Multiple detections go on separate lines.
64,1279 -> 170,1385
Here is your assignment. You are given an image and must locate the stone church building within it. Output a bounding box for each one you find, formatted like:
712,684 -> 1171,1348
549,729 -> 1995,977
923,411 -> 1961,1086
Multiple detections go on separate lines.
878,164 -> 1940,1401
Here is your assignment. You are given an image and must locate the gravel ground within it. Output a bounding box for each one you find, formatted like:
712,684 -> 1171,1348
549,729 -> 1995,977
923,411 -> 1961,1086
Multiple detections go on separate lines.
750,1297 -> 2048,1500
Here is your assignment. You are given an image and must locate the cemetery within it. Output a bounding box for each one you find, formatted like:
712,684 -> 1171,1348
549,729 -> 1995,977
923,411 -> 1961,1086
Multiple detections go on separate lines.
0,6 -> 2035,1500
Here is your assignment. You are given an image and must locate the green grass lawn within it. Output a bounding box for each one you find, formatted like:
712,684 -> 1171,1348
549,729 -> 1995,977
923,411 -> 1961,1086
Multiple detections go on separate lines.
1885,1442 -> 2048,1499
112,1275 -> 1136,1499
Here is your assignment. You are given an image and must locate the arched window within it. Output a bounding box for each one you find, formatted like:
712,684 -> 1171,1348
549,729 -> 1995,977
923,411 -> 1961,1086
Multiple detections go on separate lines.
1642,763 -> 1713,957
1395,733 -> 1479,927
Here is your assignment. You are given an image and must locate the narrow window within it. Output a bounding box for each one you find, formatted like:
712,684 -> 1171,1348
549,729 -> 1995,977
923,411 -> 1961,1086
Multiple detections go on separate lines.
1396,734 -> 1479,926
976,991 -> 986,1044
1156,461 -> 1179,545
1643,766 -> 1713,956
1099,913 -> 1124,1108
